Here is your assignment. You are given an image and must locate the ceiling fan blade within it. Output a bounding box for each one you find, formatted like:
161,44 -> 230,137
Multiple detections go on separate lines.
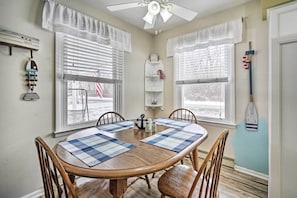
169,3 -> 198,21
144,15 -> 156,29
107,2 -> 144,12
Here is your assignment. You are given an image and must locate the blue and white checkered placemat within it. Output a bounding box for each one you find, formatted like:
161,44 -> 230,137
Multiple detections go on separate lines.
59,133 -> 135,167
96,120 -> 134,133
154,118 -> 192,128
141,128 -> 203,152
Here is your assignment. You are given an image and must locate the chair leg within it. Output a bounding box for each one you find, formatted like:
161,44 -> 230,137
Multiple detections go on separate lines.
189,153 -> 193,165
145,175 -> 151,189
152,172 -> 156,178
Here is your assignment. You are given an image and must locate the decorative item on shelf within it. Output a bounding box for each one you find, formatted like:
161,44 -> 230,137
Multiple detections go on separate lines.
23,58 -> 40,101
135,114 -> 148,129
149,53 -> 159,62
151,98 -> 158,105
157,69 -> 165,79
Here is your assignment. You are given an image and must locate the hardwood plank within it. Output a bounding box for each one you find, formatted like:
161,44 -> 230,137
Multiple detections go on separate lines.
66,158 -> 267,198
123,159 -> 268,198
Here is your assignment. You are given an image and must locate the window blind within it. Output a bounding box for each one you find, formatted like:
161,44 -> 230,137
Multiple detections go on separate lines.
175,44 -> 232,85
62,34 -> 124,84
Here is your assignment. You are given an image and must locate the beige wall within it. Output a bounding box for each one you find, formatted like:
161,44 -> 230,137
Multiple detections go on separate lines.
0,0 -> 152,197
0,0 -> 268,197
152,0 -> 268,164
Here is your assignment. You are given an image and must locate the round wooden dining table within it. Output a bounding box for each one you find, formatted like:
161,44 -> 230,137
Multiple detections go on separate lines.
55,122 -> 208,198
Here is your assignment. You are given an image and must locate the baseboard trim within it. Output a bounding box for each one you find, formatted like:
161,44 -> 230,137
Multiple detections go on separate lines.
21,188 -> 43,198
198,149 -> 269,181
234,165 -> 269,181
198,149 -> 235,168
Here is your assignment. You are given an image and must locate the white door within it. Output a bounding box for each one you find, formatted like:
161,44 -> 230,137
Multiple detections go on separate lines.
269,2 -> 297,197
280,40 -> 297,198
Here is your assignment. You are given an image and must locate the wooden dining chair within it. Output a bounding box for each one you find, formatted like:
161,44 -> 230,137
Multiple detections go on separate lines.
168,108 -> 198,123
96,111 -> 152,189
35,136 -> 112,198
96,111 -> 125,126
169,108 -> 198,165
158,129 -> 229,198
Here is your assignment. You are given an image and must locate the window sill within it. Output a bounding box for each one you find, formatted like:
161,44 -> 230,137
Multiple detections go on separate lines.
197,119 -> 236,129
54,125 -> 95,138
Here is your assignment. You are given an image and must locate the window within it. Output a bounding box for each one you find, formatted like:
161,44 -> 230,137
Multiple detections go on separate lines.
55,32 -> 124,133
174,44 -> 235,125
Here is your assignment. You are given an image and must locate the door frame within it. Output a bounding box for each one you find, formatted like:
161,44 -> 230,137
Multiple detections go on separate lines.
268,2 -> 297,197
269,34 -> 297,198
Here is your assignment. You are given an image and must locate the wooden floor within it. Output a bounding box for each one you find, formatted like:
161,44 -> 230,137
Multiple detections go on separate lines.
124,164 -> 268,198
62,157 -> 268,198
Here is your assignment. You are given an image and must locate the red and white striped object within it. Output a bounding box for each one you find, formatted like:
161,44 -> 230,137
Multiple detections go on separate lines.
96,81 -> 104,97
93,71 -> 104,97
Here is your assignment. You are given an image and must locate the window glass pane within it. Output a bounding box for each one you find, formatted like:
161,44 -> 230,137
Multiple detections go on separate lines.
176,44 -> 231,81
183,83 -> 225,119
174,42 -> 234,124
67,81 -> 113,125
55,32 -> 123,132
63,35 -> 123,81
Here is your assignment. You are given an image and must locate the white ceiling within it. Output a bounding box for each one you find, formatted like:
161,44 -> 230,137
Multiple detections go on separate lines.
83,0 -> 253,34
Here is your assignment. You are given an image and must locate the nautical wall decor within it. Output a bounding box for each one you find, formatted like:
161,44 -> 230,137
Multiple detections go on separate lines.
23,58 -> 40,101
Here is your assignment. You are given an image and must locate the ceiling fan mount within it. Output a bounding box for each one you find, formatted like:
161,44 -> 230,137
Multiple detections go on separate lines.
107,0 -> 198,30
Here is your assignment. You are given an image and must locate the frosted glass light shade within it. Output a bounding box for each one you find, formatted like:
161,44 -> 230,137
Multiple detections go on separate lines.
143,12 -> 154,24
160,8 -> 172,22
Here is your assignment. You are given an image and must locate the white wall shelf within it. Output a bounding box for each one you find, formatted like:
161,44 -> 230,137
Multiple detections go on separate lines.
144,60 -> 164,110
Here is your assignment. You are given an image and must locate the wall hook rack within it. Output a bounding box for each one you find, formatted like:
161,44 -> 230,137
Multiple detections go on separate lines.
0,28 -> 39,56
1,44 -> 38,56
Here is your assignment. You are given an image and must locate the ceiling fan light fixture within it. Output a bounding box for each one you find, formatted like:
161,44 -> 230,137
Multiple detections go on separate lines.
144,15 -> 157,29
106,0 -> 198,31
160,8 -> 172,23
143,12 -> 154,24
147,1 -> 160,15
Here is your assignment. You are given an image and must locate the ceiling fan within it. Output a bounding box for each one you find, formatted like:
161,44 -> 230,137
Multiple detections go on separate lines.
106,0 -> 198,29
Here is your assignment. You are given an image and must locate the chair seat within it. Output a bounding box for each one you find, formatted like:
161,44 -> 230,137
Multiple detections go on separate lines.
158,165 -> 198,198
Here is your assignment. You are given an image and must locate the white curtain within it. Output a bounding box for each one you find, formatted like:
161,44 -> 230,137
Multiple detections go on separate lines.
167,18 -> 242,57
42,0 -> 132,52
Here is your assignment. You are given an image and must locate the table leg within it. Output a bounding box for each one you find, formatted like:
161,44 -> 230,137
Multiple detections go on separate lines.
192,148 -> 199,171
109,179 -> 127,198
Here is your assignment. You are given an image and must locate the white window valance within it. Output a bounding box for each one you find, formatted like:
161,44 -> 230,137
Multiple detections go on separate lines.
167,18 -> 242,57
42,0 -> 132,53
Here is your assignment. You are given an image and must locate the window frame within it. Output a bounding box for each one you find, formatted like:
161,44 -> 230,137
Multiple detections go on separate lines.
173,44 -> 236,126
55,32 -> 124,134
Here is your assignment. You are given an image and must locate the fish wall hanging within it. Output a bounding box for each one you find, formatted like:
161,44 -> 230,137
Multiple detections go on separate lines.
23,58 -> 40,101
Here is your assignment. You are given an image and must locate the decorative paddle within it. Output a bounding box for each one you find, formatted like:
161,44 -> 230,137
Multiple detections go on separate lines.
245,41 -> 258,131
